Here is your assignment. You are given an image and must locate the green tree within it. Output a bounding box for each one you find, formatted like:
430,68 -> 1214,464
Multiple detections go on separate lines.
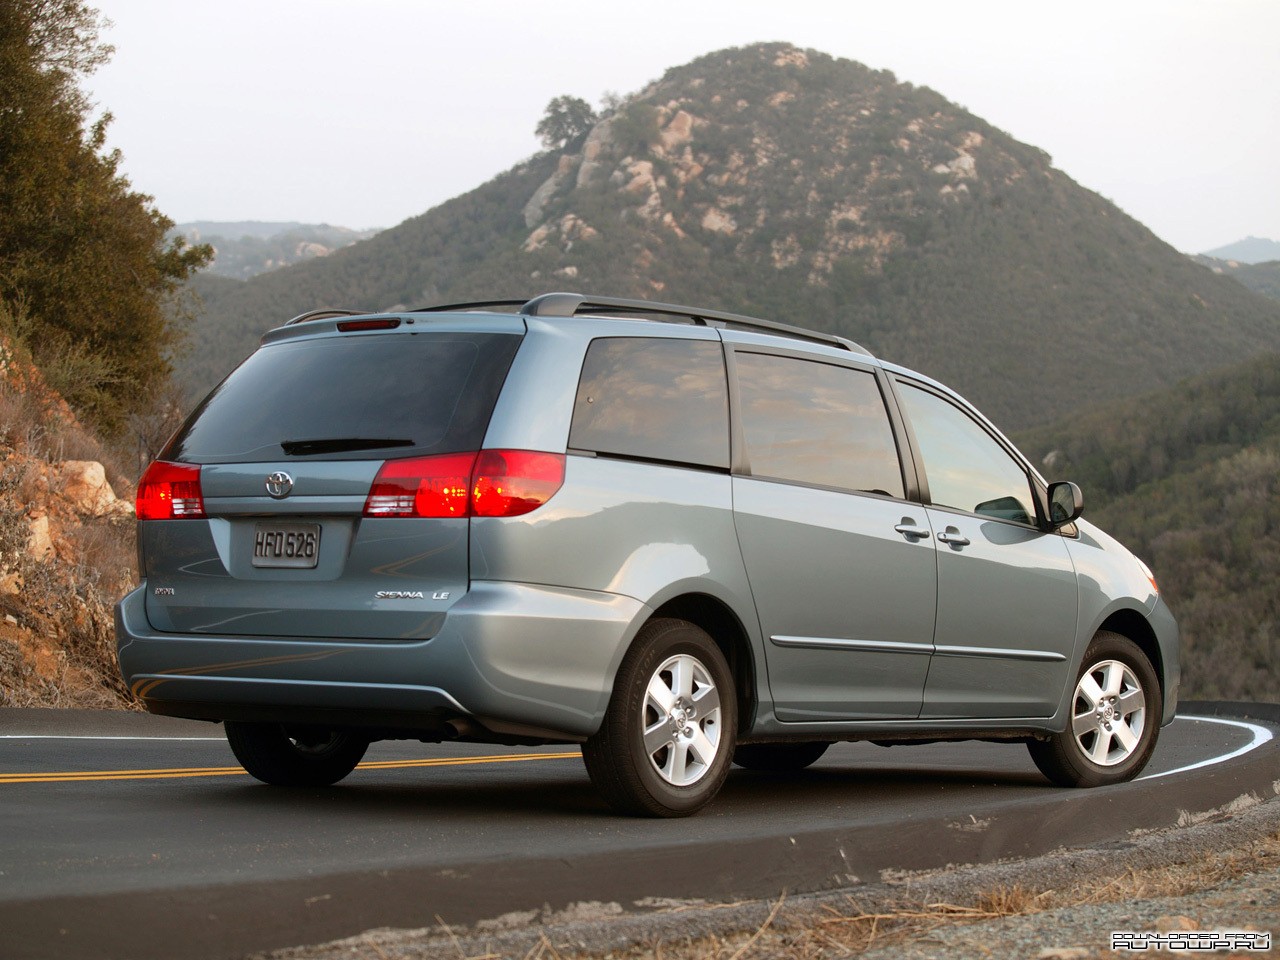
0,0 -> 211,431
535,95 -> 596,150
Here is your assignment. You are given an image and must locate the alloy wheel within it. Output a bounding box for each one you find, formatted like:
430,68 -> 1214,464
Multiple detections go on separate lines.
1071,659 -> 1146,766
641,653 -> 723,787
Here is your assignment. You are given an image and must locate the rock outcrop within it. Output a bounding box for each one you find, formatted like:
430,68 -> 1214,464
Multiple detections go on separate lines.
0,336 -> 135,707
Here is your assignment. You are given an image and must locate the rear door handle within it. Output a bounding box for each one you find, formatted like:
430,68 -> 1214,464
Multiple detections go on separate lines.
894,522 -> 930,540
937,527 -> 970,547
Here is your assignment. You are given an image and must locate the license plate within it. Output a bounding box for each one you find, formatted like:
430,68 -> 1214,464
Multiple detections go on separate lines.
252,523 -> 321,569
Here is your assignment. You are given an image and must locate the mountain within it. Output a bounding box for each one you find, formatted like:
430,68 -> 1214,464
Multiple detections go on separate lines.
1192,255 -> 1280,302
1017,352 -> 1280,702
178,221 -> 313,241
1201,236 -> 1280,264
177,43 -> 1280,432
173,221 -> 381,280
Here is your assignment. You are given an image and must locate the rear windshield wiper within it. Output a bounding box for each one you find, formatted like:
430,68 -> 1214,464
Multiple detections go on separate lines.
280,437 -> 416,456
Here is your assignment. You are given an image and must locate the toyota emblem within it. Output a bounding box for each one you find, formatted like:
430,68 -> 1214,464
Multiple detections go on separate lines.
265,471 -> 294,499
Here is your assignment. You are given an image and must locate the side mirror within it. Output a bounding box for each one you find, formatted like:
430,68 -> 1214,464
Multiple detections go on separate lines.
1046,481 -> 1084,529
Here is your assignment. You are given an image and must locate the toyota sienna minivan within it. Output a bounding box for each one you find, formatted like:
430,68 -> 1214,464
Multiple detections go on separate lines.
117,293 -> 1179,817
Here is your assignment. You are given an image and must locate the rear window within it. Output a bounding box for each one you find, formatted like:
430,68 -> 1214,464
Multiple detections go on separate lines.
569,337 -> 729,469
164,332 -> 522,463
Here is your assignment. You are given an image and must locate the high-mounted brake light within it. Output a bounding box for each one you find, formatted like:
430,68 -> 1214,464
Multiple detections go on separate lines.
136,461 -> 205,520
363,450 -> 565,519
336,318 -> 401,332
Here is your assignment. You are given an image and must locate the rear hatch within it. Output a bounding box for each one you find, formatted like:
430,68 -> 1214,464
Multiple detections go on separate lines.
140,318 -> 523,640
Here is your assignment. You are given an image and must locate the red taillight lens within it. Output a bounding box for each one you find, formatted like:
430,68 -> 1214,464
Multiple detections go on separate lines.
136,461 -> 205,520
364,453 -> 477,518
471,450 -> 565,517
362,450 -> 565,519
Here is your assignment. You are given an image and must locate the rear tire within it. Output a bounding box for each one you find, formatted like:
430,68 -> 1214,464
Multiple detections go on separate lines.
733,741 -> 830,772
1028,631 -> 1161,787
582,618 -> 736,817
225,722 -> 368,786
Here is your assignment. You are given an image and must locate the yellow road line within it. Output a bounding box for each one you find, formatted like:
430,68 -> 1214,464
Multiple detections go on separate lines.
356,752 -> 579,770
0,751 -> 581,784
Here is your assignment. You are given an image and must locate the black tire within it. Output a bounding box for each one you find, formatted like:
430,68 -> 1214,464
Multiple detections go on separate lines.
1028,631 -> 1162,787
225,722 -> 369,787
733,741 -> 831,772
582,618 -> 737,817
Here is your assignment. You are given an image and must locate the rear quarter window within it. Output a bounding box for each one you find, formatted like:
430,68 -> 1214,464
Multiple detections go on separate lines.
569,337 -> 729,469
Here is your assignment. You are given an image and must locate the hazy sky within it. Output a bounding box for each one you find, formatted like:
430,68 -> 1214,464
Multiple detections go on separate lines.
87,0 -> 1278,253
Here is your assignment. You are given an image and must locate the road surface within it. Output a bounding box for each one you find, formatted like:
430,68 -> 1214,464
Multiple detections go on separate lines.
0,702 -> 1275,959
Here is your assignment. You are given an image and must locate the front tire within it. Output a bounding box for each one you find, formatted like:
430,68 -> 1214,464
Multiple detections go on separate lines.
225,722 -> 368,786
583,618 -> 736,817
733,741 -> 830,772
1028,631 -> 1162,787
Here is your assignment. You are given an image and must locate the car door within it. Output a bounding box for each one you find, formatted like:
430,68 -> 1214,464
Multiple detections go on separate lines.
893,379 -> 1079,720
728,342 -> 938,721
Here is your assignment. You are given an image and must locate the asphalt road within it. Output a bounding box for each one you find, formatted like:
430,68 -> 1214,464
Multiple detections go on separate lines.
1,703 -> 1276,960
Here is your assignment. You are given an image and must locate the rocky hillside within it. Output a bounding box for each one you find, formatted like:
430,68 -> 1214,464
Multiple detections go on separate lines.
181,43 -> 1280,432
0,336 -> 135,707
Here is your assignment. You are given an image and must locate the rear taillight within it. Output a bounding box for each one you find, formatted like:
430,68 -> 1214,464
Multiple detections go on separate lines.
363,450 -> 565,519
471,450 -> 565,517
136,461 -> 205,520
364,453 -> 475,518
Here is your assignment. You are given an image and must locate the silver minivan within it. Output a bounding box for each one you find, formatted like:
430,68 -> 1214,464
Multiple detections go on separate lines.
116,293 -> 1179,816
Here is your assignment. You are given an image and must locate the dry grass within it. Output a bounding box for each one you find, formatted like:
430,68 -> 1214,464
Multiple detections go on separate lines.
16,547 -> 134,705
1060,830 -> 1280,906
0,329 -> 139,497
0,635 -> 62,706
0,374 -> 141,708
528,830 -> 1280,960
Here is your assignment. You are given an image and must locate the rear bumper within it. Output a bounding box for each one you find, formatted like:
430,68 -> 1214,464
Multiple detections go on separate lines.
115,581 -> 647,740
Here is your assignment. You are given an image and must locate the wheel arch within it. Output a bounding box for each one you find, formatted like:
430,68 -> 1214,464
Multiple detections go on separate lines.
650,592 -> 758,735
1097,607 -> 1163,698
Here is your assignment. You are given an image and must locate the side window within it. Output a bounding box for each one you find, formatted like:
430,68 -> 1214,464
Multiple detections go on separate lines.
736,352 -> 905,498
897,382 -> 1037,524
569,337 -> 729,469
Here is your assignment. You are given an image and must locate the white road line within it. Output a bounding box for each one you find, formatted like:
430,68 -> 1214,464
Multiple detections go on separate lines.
2,714 -> 1274,778
0,735 -> 225,741
1138,715 -> 1274,781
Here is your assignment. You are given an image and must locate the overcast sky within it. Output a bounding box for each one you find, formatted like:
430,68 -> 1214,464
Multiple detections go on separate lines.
86,0 -> 1278,254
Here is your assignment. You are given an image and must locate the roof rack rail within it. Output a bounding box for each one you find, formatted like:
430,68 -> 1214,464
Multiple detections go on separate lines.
521,292 -> 872,356
410,299 -> 527,314
286,308 -> 362,326
404,292 -> 872,356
